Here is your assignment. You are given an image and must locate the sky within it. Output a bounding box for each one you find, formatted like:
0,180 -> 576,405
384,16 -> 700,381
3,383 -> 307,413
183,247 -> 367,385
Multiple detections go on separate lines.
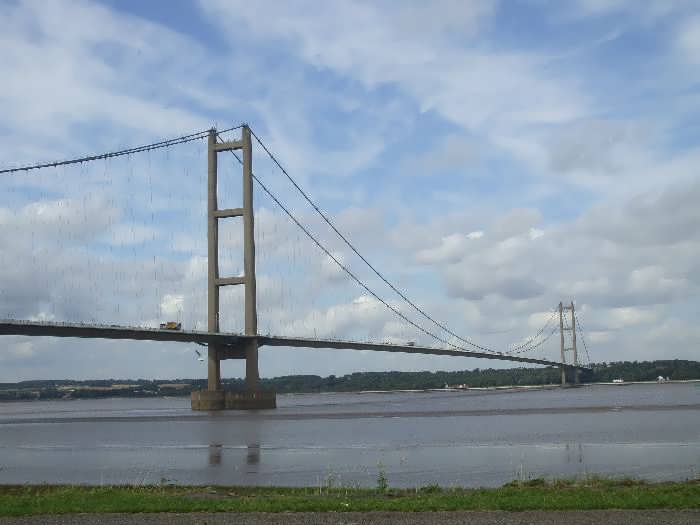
0,0 -> 699,381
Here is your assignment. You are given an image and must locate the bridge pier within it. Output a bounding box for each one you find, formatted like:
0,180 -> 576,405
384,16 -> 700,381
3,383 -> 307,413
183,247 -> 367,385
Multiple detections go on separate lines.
192,339 -> 275,410
208,345 -> 221,391
245,338 -> 260,391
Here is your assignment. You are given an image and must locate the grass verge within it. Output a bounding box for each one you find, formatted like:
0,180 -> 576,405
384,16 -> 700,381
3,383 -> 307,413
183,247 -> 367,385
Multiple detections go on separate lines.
0,478 -> 698,516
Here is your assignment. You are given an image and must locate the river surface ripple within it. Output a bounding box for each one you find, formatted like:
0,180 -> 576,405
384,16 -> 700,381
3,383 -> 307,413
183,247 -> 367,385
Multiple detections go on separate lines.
0,383 -> 698,487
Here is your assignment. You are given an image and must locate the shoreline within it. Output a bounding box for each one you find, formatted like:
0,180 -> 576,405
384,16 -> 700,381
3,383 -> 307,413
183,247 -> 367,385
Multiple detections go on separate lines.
1,379 -> 699,403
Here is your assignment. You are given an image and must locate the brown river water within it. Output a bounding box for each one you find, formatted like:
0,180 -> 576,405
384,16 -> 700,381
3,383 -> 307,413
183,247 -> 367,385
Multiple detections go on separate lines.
0,383 -> 698,487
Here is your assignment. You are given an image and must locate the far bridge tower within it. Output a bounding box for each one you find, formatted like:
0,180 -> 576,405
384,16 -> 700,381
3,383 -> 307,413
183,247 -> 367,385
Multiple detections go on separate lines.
558,301 -> 579,386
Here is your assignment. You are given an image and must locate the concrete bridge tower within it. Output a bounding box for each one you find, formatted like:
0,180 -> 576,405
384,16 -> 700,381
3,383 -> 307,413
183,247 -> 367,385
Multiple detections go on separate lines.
559,301 -> 580,386
191,126 -> 275,410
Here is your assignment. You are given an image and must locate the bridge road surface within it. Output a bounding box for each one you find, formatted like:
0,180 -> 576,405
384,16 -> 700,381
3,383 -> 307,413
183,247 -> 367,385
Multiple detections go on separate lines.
1,511 -> 699,525
0,320 -> 583,369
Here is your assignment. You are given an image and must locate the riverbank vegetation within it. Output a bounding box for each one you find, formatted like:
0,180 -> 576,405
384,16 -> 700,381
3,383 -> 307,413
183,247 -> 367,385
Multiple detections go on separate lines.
0,478 -> 698,516
1,360 -> 698,401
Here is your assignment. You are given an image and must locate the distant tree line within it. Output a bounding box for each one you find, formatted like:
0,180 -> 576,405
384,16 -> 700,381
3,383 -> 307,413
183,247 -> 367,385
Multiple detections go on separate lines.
587,360 -> 700,382
0,360 -> 698,401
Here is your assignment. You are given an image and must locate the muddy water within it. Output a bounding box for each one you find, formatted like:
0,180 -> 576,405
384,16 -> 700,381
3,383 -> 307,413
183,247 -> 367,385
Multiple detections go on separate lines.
0,383 -> 698,487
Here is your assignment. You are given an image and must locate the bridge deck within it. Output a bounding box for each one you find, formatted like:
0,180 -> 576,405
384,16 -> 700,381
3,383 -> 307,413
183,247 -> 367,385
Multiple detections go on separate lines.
0,320 -> 583,369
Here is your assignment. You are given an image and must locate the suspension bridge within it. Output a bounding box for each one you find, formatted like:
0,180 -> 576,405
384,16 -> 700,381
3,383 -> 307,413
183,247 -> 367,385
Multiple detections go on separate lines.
0,124 -> 591,410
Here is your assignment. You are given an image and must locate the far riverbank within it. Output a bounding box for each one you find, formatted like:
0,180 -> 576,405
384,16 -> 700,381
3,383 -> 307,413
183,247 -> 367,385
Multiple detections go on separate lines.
2,359 -> 698,401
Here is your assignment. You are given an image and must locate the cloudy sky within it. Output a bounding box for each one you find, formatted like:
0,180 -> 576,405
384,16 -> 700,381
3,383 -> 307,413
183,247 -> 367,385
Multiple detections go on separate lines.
1,0 -> 699,381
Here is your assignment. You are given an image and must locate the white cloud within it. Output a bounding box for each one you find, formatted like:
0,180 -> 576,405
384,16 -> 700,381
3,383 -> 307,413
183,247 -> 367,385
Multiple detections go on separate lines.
416,233 -> 470,265
0,341 -> 36,362
573,0 -> 691,19
529,228 -> 544,240
579,179 -> 700,246
676,15 -> 700,64
320,252 -> 347,282
401,134 -> 477,177
160,294 -> 185,318
0,0 -> 212,158
491,209 -> 542,241
280,295 -> 395,341
604,306 -> 660,330
200,0 -> 586,136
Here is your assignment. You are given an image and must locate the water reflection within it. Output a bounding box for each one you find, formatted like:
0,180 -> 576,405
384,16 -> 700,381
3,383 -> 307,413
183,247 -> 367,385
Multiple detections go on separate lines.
208,443 -> 222,466
564,442 -> 584,464
207,442 -> 260,467
246,443 -> 260,466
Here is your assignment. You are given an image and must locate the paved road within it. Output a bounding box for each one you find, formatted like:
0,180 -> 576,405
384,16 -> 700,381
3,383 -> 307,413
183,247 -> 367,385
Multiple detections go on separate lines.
2,511 -> 699,524
0,319 -> 572,368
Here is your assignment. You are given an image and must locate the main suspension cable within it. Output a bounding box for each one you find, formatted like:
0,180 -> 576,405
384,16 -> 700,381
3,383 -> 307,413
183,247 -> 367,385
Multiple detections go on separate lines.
218,134 -> 496,355
0,125 -> 244,175
506,308 -> 558,354
249,128 -> 500,354
574,309 -> 592,365
510,323 -> 559,354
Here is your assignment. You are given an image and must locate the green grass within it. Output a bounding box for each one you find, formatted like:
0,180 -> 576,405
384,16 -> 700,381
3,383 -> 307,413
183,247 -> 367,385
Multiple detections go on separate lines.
0,478 -> 698,516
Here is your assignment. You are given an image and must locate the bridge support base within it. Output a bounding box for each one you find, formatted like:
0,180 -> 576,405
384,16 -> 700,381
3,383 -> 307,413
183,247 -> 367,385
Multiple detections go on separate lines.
191,390 -> 225,410
191,389 -> 276,410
